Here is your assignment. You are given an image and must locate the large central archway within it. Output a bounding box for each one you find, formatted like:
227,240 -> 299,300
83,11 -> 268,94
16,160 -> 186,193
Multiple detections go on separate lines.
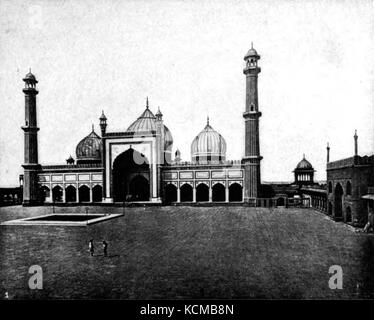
129,175 -> 149,201
112,148 -> 150,202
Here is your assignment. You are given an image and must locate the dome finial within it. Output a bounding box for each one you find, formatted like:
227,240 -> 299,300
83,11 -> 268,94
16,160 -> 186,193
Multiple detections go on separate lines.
92,124 -> 94,132
251,41 -> 253,49
146,97 -> 149,109
303,153 -> 305,159
207,116 -> 209,126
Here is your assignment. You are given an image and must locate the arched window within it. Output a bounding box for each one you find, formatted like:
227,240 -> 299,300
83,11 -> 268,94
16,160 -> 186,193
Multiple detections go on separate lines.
346,181 -> 352,196
196,183 -> 209,202
65,185 -> 76,202
212,183 -> 225,202
92,185 -> 102,202
229,183 -> 242,202
79,185 -> 90,202
180,184 -> 193,202
164,184 -> 177,204
52,186 -> 63,202
328,182 -> 333,193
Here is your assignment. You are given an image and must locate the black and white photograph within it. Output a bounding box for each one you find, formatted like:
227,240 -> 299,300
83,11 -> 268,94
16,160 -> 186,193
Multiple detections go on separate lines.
0,0 -> 374,312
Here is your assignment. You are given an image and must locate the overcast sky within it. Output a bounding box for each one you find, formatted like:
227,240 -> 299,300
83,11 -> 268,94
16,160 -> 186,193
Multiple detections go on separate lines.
0,0 -> 373,187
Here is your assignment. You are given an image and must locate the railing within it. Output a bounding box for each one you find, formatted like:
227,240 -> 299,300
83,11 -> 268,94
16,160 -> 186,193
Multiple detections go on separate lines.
42,163 -> 103,169
169,160 -> 243,167
245,197 -> 311,208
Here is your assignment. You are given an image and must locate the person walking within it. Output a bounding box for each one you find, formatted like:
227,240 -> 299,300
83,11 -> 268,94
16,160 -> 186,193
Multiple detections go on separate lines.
88,239 -> 94,256
102,241 -> 108,257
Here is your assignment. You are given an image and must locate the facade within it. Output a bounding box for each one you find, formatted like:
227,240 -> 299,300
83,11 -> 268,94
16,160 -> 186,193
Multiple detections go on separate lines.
21,45 -> 263,205
326,132 -> 374,225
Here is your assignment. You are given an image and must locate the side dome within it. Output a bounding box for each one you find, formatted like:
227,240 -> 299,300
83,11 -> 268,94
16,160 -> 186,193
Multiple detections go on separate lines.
295,155 -> 314,170
76,128 -> 102,164
191,118 -> 226,163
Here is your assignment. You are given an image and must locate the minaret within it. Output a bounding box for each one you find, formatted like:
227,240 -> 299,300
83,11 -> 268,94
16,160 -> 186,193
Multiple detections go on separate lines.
327,142 -> 330,163
354,130 -> 358,156
242,43 -> 262,201
21,70 -> 40,205
155,103 -> 163,201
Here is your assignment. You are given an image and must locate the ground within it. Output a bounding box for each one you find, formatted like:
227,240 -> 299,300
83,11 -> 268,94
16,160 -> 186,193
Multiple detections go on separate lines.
0,205 -> 374,299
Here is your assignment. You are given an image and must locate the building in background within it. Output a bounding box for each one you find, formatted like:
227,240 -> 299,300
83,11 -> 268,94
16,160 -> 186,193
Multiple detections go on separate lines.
326,131 -> 374,226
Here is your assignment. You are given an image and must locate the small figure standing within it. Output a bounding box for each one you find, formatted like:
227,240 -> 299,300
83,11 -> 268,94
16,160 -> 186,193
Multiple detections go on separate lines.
102,241 -> 108,257
88,239 -> 94,256
364,209 -> 374,233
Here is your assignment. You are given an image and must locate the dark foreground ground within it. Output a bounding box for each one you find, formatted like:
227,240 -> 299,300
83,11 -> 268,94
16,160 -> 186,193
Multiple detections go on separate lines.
0,205 -> 374,299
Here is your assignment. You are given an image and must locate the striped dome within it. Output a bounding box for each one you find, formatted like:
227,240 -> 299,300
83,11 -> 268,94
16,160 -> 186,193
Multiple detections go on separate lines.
76,129 -> 102,161
191,118 -> 226,162
126,102 -> 173,150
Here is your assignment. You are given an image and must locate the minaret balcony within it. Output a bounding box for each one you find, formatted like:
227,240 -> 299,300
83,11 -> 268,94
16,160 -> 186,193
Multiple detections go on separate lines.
243,111 -> 262,119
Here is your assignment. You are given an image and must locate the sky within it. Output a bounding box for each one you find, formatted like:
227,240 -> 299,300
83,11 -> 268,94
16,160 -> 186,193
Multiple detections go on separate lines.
0,0 -> 373,187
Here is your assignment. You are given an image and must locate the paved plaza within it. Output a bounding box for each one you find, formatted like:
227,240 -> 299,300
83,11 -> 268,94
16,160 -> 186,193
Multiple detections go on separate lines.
1,205 -> 373,299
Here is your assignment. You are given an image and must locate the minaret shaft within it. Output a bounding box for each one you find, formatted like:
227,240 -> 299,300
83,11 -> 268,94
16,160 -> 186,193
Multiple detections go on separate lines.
22,72 -> 40,205
242,45 -> 262,201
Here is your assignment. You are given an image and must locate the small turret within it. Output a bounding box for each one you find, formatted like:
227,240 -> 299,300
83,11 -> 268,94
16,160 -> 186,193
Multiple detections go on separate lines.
99,110 -> 107,136
66,155 -> 75,165
156,107 -> 163,121
175,149 -> 181,163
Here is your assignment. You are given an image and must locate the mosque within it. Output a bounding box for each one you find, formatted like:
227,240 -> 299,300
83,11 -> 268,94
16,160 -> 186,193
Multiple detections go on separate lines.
21,45 -> 263,205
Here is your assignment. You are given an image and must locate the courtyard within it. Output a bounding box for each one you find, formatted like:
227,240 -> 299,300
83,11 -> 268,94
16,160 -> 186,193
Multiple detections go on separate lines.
0,205 -> 373,299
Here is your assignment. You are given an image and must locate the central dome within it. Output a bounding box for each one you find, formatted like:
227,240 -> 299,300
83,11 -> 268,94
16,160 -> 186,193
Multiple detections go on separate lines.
126,99 -> 173,151
127,107 -> 157,133
191,118 -> 226,163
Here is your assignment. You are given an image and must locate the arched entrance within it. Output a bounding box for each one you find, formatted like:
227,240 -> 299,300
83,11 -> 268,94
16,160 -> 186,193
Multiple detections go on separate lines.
164,184 -> 177,204
79,185 -> 90,202
334,183 -> 344,219
129,175 -> 149,201
40,186 -> 50,202
346,206 -> 352,223
196,183 -> 209,202
113,148 -> 150,202
52,186 -> 63,202
65,185 -> 76,202
276,197 -> 285,206
328,202 -> 332,215
212,183 -> 225,202
180,184 -> 193,202
229,183 -> 242,202
92,185 -> 102,202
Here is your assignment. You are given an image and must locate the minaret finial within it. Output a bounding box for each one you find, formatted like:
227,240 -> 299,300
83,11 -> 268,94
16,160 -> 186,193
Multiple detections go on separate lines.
251,42 -> 253,49
146,97 -> 149,109
303,153 -> 305,159
92,124 -> 94,132
207,116 -> 209,126
29,67 -> 31,73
